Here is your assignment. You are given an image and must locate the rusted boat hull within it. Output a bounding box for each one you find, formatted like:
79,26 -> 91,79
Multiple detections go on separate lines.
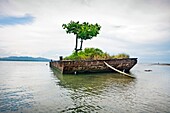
50,58 -> 137,74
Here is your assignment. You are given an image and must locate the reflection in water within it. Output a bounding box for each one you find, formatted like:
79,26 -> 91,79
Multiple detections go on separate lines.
52,68 -> 136,112
1,62 -> 170,113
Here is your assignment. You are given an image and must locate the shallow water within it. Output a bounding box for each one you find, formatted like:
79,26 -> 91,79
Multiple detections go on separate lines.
0,61 -> 170,113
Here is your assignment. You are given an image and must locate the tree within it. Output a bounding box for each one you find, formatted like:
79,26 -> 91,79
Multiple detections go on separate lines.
62,21 -> 101,53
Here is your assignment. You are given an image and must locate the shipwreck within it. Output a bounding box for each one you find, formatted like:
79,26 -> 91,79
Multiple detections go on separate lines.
50,58 -> 137,76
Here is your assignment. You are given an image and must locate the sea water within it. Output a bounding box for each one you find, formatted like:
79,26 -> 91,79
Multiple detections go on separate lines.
0,61 -> 170,113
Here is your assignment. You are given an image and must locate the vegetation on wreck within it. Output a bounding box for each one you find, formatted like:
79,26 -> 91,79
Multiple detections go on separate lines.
62,21 -> 101,53
62,21 -> 130,61
64,48 -> 129,60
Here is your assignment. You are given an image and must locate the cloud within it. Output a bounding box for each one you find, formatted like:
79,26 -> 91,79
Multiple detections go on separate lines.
0,0 -> 170,62
0,14 -> 34,26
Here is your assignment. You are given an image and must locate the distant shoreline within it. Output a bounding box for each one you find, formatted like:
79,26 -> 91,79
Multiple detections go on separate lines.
0,56 -> 50,62
0,60 -> 49,62
151,63 -> 170,66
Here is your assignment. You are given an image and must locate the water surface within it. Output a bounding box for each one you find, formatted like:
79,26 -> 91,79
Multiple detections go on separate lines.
0,61 -> 170,113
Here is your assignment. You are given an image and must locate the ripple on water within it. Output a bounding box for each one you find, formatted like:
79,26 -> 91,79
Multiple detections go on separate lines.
0,86 -> 35,112
1,62 -> 170,113
60,104 -> 102,113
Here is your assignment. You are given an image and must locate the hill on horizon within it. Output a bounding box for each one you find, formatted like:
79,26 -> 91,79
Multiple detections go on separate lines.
0,56 -> 50,62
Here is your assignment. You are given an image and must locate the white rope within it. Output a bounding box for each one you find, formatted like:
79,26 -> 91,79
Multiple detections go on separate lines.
104,61 -> 135,78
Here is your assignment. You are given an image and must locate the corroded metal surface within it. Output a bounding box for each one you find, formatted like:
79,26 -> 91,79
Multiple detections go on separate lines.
50,58 -> 137,74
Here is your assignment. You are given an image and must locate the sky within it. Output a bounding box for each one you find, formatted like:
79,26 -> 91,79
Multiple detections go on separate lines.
0,0 -> 170,63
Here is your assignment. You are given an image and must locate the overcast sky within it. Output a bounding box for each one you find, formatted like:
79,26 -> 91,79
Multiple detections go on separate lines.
0,0 -> 170,62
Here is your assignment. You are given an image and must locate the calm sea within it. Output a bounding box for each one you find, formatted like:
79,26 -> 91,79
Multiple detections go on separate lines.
0,61 -> 170,113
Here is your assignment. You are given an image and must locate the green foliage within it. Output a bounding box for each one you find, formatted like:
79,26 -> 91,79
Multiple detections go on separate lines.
62,21 -> 101,40
77,22 -> 101,40
62,21 -> 81,35
64,48 -> 130,60
112,53 -> 130,59
62,21 -> 101,52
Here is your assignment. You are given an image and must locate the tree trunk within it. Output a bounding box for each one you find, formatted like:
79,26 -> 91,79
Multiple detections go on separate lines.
80,38 -> 83,51
75,35 -> 78,53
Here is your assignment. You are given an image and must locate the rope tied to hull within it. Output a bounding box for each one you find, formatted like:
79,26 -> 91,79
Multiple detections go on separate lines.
104,61 -> 135,78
